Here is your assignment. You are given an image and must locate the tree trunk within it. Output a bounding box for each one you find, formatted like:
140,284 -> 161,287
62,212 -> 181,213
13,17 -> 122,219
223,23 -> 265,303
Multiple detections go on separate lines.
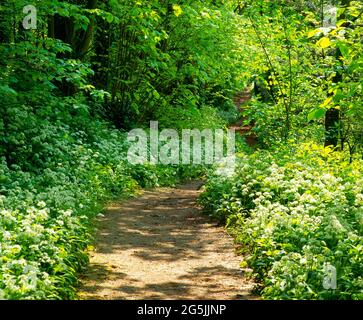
49,0 -> 98,96
324,108 -> 340,147
323,0 -> 347,148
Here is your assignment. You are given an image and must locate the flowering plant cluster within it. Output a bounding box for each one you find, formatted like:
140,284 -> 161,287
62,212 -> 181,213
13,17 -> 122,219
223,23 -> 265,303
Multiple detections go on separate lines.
0,115 -> 204,299
200,143 -> 363,299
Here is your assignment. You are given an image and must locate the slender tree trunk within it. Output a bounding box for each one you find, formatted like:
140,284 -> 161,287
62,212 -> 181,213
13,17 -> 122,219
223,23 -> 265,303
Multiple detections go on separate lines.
323,0 -> 345,148
325,108 -> 340,147
49,0 -> 98,96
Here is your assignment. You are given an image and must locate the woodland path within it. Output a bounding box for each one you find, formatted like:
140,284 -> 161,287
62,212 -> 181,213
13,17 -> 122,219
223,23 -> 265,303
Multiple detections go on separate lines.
78,181 -> 256,300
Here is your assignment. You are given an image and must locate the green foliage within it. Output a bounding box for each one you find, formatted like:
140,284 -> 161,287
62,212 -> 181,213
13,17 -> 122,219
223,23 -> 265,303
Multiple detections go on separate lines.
88,0 -> 244,128
236,0 -> 362,154
156,105 -> 227,131
0,98 -> 206,299
1,0 -> 362,300
0,0 -> 220,299
200,143 -> 363,300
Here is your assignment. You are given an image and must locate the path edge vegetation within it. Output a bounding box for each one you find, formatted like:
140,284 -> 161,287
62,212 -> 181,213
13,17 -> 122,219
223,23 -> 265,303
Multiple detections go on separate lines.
0,0 -> 362,300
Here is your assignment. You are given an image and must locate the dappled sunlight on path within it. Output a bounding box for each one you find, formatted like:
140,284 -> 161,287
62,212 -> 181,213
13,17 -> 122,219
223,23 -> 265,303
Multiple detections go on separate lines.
79,181 -> 256,300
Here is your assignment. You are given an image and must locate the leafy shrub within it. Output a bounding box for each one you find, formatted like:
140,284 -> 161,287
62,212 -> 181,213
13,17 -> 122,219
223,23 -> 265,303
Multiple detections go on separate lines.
155,104 -> 226,131
0,94 -> 211,299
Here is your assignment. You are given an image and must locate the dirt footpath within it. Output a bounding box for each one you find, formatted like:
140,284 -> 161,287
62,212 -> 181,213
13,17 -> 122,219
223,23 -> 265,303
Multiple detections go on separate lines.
78,181 -> 256,300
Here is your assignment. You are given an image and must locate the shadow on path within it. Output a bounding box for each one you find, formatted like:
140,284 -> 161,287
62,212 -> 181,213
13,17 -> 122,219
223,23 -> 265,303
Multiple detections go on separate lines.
78,181 -> 257,300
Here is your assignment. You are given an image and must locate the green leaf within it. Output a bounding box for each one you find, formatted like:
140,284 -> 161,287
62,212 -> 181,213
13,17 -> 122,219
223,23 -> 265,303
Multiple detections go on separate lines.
320,97 -> 333,108
105,13 -> 114,23
308,29 -> 321,38
172,4 -> 183,17
317,37 -> 331,49
153,90 -> 160,99
0,85 -> 17,96
337,43 -> 349,58
308,108 -> 326,121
